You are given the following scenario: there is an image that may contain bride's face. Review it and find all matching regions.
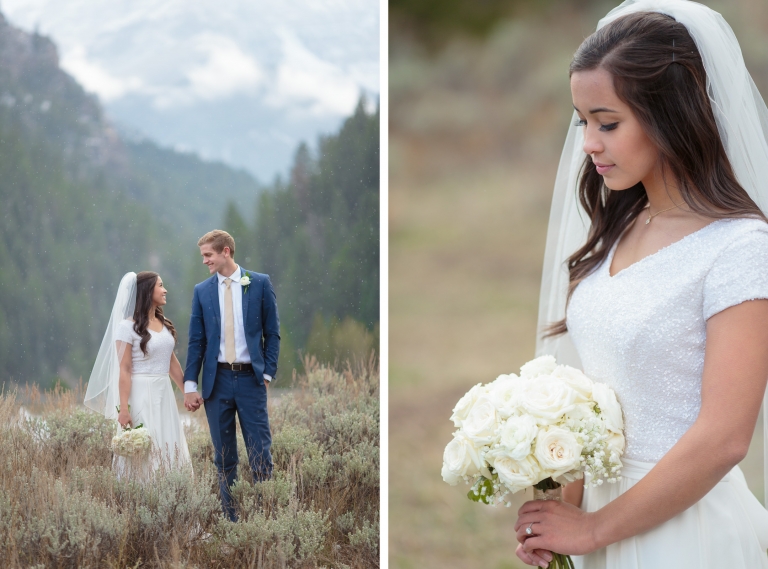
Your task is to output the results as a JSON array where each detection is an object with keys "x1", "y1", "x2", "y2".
[
  {"x1": 152, "y1": 277, "x2": 167, "y2": 307},
  {"x1": 571, "y1": 67, "x2": 660, "y2": 191}
]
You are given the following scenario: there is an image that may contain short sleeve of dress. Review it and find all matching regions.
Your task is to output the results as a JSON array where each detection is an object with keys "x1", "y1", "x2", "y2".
[
  {"x1": 115, "y1": 319, "x2": 136, "y2": 344},
  {"x1": 703, "y1": 227, "x2": 768, "y2": 320}
]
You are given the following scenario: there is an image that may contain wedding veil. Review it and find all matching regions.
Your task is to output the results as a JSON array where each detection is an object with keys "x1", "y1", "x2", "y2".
[
  {"x1": 84, "y1": 272, "x2": 137, "y2": 419},
  {"x1": 535, "y1": 0, "x2": 768, "y2": 503}
]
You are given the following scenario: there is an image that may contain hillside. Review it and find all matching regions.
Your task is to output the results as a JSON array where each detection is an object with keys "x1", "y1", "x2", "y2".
[
  {"x1": 0, "y1": 10, "x2": 379, "y2": 386},
  {"x1": 223, "y1": 99, "x2": 380, "y2": 374},
  {"x1": 0, "y1": 12, "x2": 261, "y2": 384}
]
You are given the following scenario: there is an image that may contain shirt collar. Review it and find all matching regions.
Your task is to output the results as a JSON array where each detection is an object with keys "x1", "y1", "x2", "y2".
[{"x1": 217, "y1": 264, "x2": 241, "y2": 285}]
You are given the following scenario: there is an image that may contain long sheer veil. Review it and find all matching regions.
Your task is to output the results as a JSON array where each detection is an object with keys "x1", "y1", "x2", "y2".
[
  {"x1": 84, "y1": 272, "x2": 137, "y2": 419},
  {"x1": 534, "y1": 0, "x2": 768, "y2": 504}
]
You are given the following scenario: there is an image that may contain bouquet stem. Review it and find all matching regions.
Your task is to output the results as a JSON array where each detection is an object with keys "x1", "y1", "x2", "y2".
[{"x1": 532, "y1": 478, "x2": 574, "y2": 569}]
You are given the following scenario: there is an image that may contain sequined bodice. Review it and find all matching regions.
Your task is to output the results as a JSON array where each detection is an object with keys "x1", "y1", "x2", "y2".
[
  {"x1": 567, "y1": 218, "x2": 768, "y2": 461},
  {"x1": 116, "y1": 319, "x2": 175, "y2": 375}
]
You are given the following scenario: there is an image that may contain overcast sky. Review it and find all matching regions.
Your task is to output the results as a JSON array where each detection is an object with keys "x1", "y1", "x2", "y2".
[{"x1": 1, "y1": 0, "x2": 380, "y2": 181}]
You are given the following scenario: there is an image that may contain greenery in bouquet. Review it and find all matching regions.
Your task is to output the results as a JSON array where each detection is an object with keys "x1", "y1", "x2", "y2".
[{"x1": 442, "y1": 355, "x2": 625, "y2": 506}]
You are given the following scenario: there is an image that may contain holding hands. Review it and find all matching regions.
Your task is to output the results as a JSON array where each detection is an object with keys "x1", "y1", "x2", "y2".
[{"x1": 184, "y1": 392, "x2": 203, "y2": 412}]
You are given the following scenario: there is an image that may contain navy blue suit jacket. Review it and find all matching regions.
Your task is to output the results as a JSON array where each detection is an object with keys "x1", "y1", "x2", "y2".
[{"x1": 184, "y1": 268, "x2": 280, "y2": 399}]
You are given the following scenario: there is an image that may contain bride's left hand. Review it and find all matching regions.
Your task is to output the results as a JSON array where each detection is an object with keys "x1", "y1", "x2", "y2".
[{"x1": 514, "y1": 499, "x2": 599, "y2": 556}]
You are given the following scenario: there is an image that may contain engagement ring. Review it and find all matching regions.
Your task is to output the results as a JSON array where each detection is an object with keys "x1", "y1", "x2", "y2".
[{"x1": 526, "y1": 523, "x2": 534, "y2": 536}]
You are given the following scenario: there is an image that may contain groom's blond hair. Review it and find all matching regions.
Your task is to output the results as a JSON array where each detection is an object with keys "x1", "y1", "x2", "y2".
[{"x1": 198, "y1": 230, "x2": 236, "y2": 257}]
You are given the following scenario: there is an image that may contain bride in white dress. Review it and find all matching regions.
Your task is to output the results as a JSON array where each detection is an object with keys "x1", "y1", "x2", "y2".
[
  {"x1": 85, "y1": 271, "x2": 191, "y2": 479},
  {"x1": 514, "y1": 1, "x2": 768, "y2": 567}
]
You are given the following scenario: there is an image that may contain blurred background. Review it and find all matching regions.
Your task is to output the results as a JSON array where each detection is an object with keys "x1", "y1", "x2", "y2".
[
  {"x1": 0, "y1": 0, "x2": 380, "y2": 389},
  {"x1": 388, "y1": 0, "x2": 768, "y2": 567}
]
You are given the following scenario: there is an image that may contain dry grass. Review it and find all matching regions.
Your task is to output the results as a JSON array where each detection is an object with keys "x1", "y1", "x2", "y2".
[
  {"x1": 0, "y1": 358, "x2": 379, "y2": 569},
  {"x1": 389, "y1": 2, "x2": 768, "y2": 567}
]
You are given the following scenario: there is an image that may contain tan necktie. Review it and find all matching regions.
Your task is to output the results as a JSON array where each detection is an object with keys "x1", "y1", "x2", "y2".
[{"x1": 224, "y1": 278, "x2": 235, "y2": 364}]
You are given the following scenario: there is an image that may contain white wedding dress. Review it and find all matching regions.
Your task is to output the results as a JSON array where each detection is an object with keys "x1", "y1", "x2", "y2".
[
  {"x1": 113, "y1": 319, "x2": 191, "y2": 480},
  {"x1": 567, "y1": 217, "x2": 768, "y2": 568}
]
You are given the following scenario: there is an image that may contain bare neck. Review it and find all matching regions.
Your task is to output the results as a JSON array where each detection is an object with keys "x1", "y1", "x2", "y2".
[
  {"x1": 641, "y1": 166, "x2": 687, "y2": 214},
  {"x1": 218, "y1": 261, "x2": 239, "y2": 278}
]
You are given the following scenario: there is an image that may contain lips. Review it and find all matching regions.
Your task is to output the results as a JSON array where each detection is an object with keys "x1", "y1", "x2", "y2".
[{"x1": 593, "y1": 161, "x2": 614, "y2": 175}]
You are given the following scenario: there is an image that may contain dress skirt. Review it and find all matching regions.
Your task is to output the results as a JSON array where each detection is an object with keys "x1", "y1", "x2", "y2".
[
  {"x1": 113, "y1": 373, "x2": 192, "y2": 481},
  {"x1": 574, "y1": 458, "x2": 768, "y2": 569}
]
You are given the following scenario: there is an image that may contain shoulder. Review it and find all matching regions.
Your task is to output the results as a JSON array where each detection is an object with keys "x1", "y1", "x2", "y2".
[
  {"x1": 243, "y1": 269, "x2": 269, "y2": 279},
  {"x1": 703, "y1": 217, "x2": 768, "y2": 267},
  {"x1": 193, "y1": 275, "x2": 218, "y2": 291},
  {"x1": 241, "y1": 269, "x2": 270, "y2": 283},
  {"x1": 116, "y1": 319, "x2": 138, "y2": 340},
  {"x1": 703, "y1": 218, "x2": 768, "y2": 319},
  {"x1": 707, "y1": 217, "x2": 768, "y2": 247}
]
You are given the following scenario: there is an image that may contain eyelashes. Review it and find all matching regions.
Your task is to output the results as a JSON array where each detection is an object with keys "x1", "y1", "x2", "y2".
[{"x1": 573, "y1": 118, "x2": 619, "y2": 132}]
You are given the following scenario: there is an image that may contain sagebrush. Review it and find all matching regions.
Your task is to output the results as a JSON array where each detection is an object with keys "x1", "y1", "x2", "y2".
[{"x1": 0, "y1": 358, "x2": 379, "y2": 568}]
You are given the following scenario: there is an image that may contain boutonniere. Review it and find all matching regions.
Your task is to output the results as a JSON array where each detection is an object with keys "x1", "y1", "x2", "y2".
[{"x1": 240, "y1": 273, "x2": 251, "y2": 294}]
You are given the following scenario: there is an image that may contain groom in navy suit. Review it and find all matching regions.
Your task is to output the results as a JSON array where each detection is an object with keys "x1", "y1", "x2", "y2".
[{"x1": 183, "y1": 229, "x2": 280, "y2": 521}]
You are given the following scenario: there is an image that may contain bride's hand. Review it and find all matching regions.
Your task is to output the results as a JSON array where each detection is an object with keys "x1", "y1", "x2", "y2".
[
  {"x1": 515, "y1": 499, "x2": 598, "y2": 556},
  {"x1": 515, "y1": 542, "x2": 553, "y2": 567},
  {"x1": 118, "y1": 408, "x2": 132, "y2": 429}
]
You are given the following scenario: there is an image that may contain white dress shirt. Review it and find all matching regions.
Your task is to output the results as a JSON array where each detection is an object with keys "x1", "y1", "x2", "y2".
[
  {"x1": 215, "y1": 265, "x2": 250, "y2": 364},
  {"x1": 185, "y1": 265, "x2": 271, "y2": 394}
]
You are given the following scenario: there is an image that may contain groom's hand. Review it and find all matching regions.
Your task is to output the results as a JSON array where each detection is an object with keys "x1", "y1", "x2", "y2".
[{"x1": 184, "y1": 392, "x2": 203, "y2": 412}]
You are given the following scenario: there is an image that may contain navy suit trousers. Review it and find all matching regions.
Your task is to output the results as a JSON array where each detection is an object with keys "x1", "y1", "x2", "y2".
[{"x1": 203, "y1": 367, "x2": 272, "y2": 521}]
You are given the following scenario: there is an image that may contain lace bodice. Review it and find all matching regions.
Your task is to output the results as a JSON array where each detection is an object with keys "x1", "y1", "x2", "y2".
[
  {"x1": 567, "y1": 218, "x2": 768, "y2": 461},
  {"x1": 115, "y1": 319, "x2": 175, "y2": 375}
]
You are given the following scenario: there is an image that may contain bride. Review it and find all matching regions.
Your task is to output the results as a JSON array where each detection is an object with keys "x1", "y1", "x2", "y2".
[
  {"x1": 85, "y1": 271, "x2": 191, "y2": 479},
  {"x1": 515, "y1": 1, "x2": 768, "y2": 567}
]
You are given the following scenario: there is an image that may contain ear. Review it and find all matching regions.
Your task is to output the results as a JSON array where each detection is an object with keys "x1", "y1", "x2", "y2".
[{"x1": 223, "y1": 247, "x2": 231, "y2": 258}]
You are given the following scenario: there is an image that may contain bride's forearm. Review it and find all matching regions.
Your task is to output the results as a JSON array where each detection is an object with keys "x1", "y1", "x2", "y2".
[
  {"x1": 118, "y1": 370, "x2": 132, "y2": 408},
  {"x1": 590, "y1": 421, "x2": 746, "y2": 549},
  {"x1": 169, "y1": 353, "x2": 184, "y2": 391}
]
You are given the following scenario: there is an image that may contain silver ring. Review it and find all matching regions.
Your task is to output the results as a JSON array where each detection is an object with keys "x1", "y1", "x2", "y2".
[{"x1": 525, "y1": 522, "x2": 534, "y2": 536}]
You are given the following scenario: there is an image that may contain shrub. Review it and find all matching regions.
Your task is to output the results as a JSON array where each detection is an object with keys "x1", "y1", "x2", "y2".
[{"x1": 0, "y1": 358, "x2": 379, "y2": 568}]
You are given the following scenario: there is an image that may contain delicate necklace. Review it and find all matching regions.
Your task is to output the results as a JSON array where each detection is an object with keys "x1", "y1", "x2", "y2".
[{"x1": 645, "y1": 203, "x2": 680, "y2": 225}]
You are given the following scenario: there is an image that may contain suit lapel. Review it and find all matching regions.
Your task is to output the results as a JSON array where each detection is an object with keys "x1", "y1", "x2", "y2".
[
  {"x1": 208, "y1": 275, "x2": 221, "y2": 328},
  {"x1": 241, "y1": 268, "x2": 250, "y2": 327}
]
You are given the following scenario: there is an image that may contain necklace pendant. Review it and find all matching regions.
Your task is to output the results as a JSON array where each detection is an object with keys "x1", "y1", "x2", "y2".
[{"x1": 645, "y1": 217, "x2": 651, "y2": 225}]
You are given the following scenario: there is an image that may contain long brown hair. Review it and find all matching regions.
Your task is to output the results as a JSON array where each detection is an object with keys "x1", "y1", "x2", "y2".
[
  {"x1": 133, "y1": 271, "x2": 177, "y2": 355},
  {"x1": 548, "y1": 11, "x2": 765, "y2": 337}
]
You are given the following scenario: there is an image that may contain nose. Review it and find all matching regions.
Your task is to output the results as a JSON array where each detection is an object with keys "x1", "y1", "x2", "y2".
[{"x1": 582, "y1": 126, "x2": 604, "y2": 156}]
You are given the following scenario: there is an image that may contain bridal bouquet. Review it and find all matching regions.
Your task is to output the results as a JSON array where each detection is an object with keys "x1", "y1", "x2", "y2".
[
  {"x1": 111, "y1": 424, "x2": 152, "y2": 457},
  {"x1": 441, "y1": 356, "x2": 624, "y2": 569}
]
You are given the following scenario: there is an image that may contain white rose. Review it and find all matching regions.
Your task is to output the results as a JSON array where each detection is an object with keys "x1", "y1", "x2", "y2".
[
  {"x1": 488, "y1": 374, "x2": 523, "y2": 418},
  {"x1": 450, "y1": 383, "x2": 488, "y2": 428},
  {"x1": 240, "y1": 275, "x2": 251, "y2": 286},
  {"x1": 520, "y1": 355, "x2": 557, "y2": 379},
  {"x1": 552, "y1": 365, "x2": 593, "y2": 402},
  {"x1": 486, "y1": 452, "x2": 541, "y2": 494},
  {"x1": 462, "y1": 397, "x2": 500, "y2": 446},
  {"x1": 441, "y1": 432, "x2": 483, "y2": 485},
  {"x1": 565, "y1": 402, "x2": 599, "y2": 423},
  {"x1": 521, "y1": 376, "x2": 577, "y2": 424},
  {"x1": 534, "y1": 426, "x2": 583, "y2": 480},
  {"x1": 498, "y1": 415, "x2": 539, "y2": 461},
  {"x1": 606, "y1": 431, "x2": 625, "y2": 458},
  {"x1": 592, "y1": 382, "x2": 624, "y2": 433}
]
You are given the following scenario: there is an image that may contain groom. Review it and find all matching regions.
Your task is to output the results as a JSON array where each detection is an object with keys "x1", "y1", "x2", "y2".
[{"x1": 183, "y1": 229, "x2": 280, "y2": 521}]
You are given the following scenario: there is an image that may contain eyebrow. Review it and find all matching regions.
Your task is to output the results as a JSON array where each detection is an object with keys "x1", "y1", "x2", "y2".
[{"x1": 573, "y1": 104, "x2": 619, "y2": 114}]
